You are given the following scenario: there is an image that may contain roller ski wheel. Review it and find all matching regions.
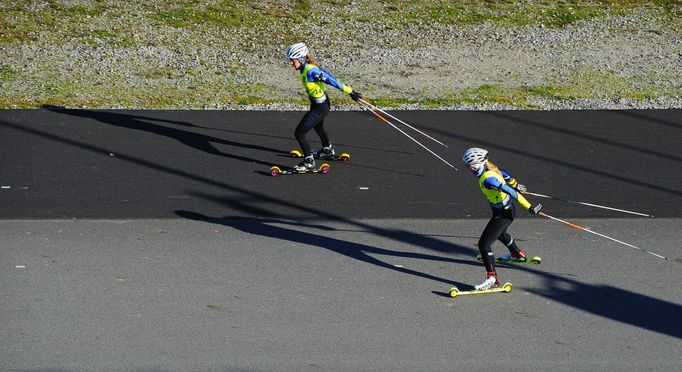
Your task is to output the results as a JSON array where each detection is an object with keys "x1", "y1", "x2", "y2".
[
  {"x1": 449, "y1": 282, "x2": 513, "y2": 298},
  {"x1": 289, "y1": 149, "x2": 350, "y2": 162},
  {"x1": 270, "y1": 163, "x2": 330, "y2": 176},
  {"x1": 319, "y1": 163, "x2": 330, "y2": 173},
  {"x1": 476, "y1": 254, "x2": 542, "y2": 265}
]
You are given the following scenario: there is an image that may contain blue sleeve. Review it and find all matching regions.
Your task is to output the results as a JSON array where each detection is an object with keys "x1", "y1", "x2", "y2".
[
  {"x1": 307, "y1": 66, "x2": 347, "y2": 92},
  {"x1": 500, "y1": 183, "x2": 520, "y2": 200},
  {"x1": 482, "y1": 176, "x2": 502, "y2": 190},
  {"x1": 482, "y1": 176, "x2": 520, "y2": 200},
  {"x1": 499, "y1": 167, "x2": 523, "y2": 189},
  {"x1": 499, "y1": 168, "x2": 513, "y2": 182}
]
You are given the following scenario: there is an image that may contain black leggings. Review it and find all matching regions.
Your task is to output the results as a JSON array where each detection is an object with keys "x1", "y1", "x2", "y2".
[
  {"x1": 295, "y1": 99, "x2": 331, "y2": 157},
  {"x1": 478, "y1": 203, "x2": 522, "y2": 273}
]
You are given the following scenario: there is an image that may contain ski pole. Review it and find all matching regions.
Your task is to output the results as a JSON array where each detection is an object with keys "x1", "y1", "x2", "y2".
[
  {"x1": 363, "y1": 105, "x2": 458, "y2": 170},
  {"x1": 358, "y1": 98, "x2": 448, "y2": 148},
  {"x1": 526, "y1": 191, "x2": 654, "y2": 218},
  {"x1": 538, "y1": 211, "x2": 667, "y2": 260}
]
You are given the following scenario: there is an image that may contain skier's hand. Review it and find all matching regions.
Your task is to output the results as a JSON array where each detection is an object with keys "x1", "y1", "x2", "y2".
[
  {"x1": 350, "y1": 90, "x2": 362, "y2": 101},
  {"x1": 528, "y1": 203, "x2": 542, "y2": 214},
  {"x1": 508, "y1": 178, "x2": 524, "y2": 192}
]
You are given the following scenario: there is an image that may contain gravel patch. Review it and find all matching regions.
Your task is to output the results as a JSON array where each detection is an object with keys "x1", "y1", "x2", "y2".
[{"x1": 1, "y1": 2, "x2": 680, "y2": 110}]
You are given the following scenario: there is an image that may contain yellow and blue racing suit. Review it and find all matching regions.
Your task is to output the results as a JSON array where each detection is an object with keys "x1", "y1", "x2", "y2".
[
  {"x1": 295, "y1": 63, "x2": 354, "y2": 157},
  {"x1": 300, "y1": 63, "x2": 354, "y2": 103},
  {"x1": 476, "y1": 165, "x2": 530, "y2": 274},
  {"x1": 479, "y1": 167, "x2": 531, "y2": 211}
]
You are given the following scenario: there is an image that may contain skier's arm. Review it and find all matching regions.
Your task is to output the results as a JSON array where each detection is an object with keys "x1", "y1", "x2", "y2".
[
  {"x1": 499, "y1": 168, "x2": 526, "y2": 192},
  {"x1": 308, "y1": 66, "x2": 361, "y2": 100},
  {"x1": 483, "y1": 176, "x2": 532, "y2": 210}
]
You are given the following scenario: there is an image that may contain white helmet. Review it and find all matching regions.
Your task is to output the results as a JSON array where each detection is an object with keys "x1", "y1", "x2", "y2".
[
  {"x1": 462, "y1": 147, "x2": 488, "y2": 165},
  {"x1": 285, "y1": 42, "x2": 308, "y2": 61}
]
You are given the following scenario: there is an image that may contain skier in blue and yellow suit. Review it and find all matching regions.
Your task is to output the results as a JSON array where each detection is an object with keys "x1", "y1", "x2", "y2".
[
  {"x1": 462, "y1": 147, "x2": 543, "y2": 290},
  {"x1": 285, "y1": 42, "x2": 362, "y2": 172}
]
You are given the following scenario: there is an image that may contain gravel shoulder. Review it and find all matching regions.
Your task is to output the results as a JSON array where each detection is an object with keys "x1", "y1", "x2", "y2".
[{"x1": 1, "y1": 1, "x2": 680, "y2": 110}]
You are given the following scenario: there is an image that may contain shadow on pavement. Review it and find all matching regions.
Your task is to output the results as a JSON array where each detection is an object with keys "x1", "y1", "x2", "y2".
[
  {"x1": 527, "y1": 271, "x2": 682, "y2": 340},
  {"x1": 4, "y1": 109, "x2": 680, "y2": 339},
  {"x1": 43, "y1": 106, "x2": 285, "y2": 167},
  {"x1": 175, "y1": 187, "x2": 682, "y2": 340},
  {"x1": 174, "y1": 211, "x2": 476, "y2": 288}
]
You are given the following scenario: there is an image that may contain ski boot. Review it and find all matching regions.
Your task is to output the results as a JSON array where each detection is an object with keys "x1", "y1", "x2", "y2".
[
  {"x1": 474, "y1": 272, "x2": 500, "y2": 291},
  {"x1": 498, "y1": 250, "x2": 527, "y2": 263},
  {"x1": 313, "y1": 145, "x2": 336, "y2": 160},
  {"x1": 293, "y1": 155, "x2": 316, "y2": 172}
]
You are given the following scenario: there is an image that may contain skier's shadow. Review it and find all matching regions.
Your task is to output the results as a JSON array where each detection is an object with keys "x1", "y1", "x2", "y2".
[
  {"x1": 175, "y1": 210, "x2": 476, "y2": 288},
  {"x1": 43, "y1": 106, "x2": 286, "y2": 167}
]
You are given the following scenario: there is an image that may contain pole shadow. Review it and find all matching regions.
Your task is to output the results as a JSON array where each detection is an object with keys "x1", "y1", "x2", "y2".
[
  {"x1": 419, "y1": 111, "x2": 682, "y2": 196},
  {"x1": 186, "y1": 190, "x2": 477, "y2": 257},
  {"x1": 484, "y1": 110, "x2": 682, "y2": 163},
  {"x1": 175, "y1": 211, "x2": 475, "y2": 288},
  {"x1": 614, "y1": 109, "x2": 682, "y2": 130}
]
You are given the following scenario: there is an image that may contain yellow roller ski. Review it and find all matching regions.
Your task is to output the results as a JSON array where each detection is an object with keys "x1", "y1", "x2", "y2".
[
  {"x1": 449, "y1": 282, "x2": 513, "y2": 298},
  {"x1": 476, "y1": 255, "x2": 542, "y2": 264}
]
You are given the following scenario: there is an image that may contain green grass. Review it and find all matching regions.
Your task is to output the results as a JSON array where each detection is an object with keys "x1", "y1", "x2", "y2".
[
  {"x1": 0, "y1": 65, "x2": 15, "y2": 82},
  {"x1": 357, "y1": 70, "x2": 682, "y2": 109},
  {"x1": 0, "y1": 75, "x2": 292, "y2": 109},
  {"x1": 382, "y1": 0, "x2": 681, "y2": 28},
  {"x1": 2, "y1": 1, "x2": 678, "y2": 44},
  {"x1": 2, "y1": 66, "x2": 680, "y2": 109},
  {"x1": 152, "y1": 2, "x2": 263, "y2": 29},
  {"x1": 149, "y1": 0, "x2": 351, "y2": 29},
  {"x1": 0, "y1": 1, "x2": 109, "y2": 43}
]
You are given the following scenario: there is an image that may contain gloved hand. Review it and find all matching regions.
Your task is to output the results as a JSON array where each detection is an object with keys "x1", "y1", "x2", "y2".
[
  {"x1": 517, "y1": 183, "x2": 527, "y2": 193},
  {"x1": 529, "y1": 203, "x2": 542, "y2": 214},
  {"x1": 350, "y1": 90, "x2": 362, "y2": 101}
]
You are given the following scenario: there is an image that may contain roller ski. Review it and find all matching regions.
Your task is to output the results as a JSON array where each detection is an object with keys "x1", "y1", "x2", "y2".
[
  {"x1": 476, "y1": 252, "x2": 542, "y2": 264},
  {"x1": 449, "y1": 282, "x2": 513, "y2": 298},
  {"x1": 270, "y1": 163, "x2": 330, "y2": 176},
  {"x1": 289, "y1": 149, "x2": 350, "y2": 162},
  {"x1": 271, "y1": 155, "x2": 330, "y2": 176}
]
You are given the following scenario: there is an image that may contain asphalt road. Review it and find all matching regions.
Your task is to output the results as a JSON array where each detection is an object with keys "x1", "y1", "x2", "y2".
[
  {"x1": 1, "y1": 108, "x2": 681, "y2": 219},
  {"x1": 1, "y1": 108, "x2": 681, "y2": 371}
]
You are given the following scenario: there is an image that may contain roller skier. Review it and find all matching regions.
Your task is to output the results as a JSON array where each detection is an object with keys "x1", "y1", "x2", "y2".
[{"x1": 462, "y1": 147, "x2": 542, "y2": 290}]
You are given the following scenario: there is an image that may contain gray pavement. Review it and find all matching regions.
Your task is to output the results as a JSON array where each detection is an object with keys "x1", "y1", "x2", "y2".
[
  {"x1": 1, "y1": 218, "x2": 680, "y2": 371},
  {"x1": 1, "y1": 109, "x2": 681, "y2": 371}
]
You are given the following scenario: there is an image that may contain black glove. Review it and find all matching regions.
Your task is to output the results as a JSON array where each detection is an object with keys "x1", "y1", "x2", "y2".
[
  {"x1": 529, "y1": 203, "x2": 542, "y2": 214},
  {"x1": 350, "y1": 91, "x2": 362, "y2": 101}
]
